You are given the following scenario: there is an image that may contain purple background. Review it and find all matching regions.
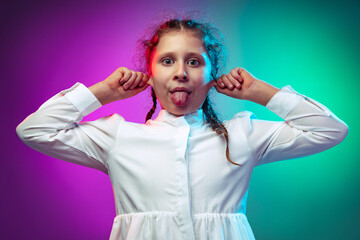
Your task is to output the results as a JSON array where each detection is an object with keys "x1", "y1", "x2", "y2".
[{"x1": 2, "y1": 0, "x2": 359, "y2": 239}]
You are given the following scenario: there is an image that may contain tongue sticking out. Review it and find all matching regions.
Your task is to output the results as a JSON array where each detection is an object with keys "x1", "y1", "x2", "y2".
[{"x1": 170, "y1": 91, "x2": 190, "y2": 106}]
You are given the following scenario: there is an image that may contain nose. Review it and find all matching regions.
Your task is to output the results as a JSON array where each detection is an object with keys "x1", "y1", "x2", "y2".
[{"x1": 173, "y1": 63, "x2": 188, "y2": 81}]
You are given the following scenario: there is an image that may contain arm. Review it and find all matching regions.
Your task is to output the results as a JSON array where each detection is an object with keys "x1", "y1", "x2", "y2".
[
  {"x1": 217, "y1": 68, "x2": 348, "y2": 165},
  {"x1": 256, "y1": 86, "x2": 347, "y2": 165},
  {"x1": 16, "y1": 67, "x2": 149, "y2": 173}
]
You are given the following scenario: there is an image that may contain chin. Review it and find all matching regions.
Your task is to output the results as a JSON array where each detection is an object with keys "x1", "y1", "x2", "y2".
[
  {"x1": 168, "y1": 109, "x2": 187, "y2": 116},
  {"x1": 167, "y1": 105, "x2": 198, "y2": 116}
]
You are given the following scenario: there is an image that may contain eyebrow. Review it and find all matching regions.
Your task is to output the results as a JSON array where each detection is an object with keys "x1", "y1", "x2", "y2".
[{"x1": 157, "y1": 51, "x2": 206, "y2": 59}]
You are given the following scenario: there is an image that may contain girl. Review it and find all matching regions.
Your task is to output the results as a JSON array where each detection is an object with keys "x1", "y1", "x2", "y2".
[{"x1": 16, "y1": 18, "x2": 348, "y2": 240}]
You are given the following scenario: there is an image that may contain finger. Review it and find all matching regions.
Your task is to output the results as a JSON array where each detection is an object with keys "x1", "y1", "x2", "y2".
[
  {"x1": 237, "y1": 67, "x2": 245, "y2": 76},
  {"x1": 129, "y1": 72, "x2": 143, "y2": 89},
  {"x1": 214, "y1": 84, "x2": 220, "y2": 92},
  {"x1": 221, "y1": 74, "x2": 234, "y2": 90},
  {"x1": 114, "y1": 68, "x2": 124, "y2": 81},
  {"x1": 215, "y1": 77, "x2": 226, "y2": 88},
  {"x1": 230, "y1": 68, "x2": 243, "y2": 83},
  {"x1": 119, "y1": 70, "x2": 132, "y2": 85},
  {"x1": 226, "y1": 73, "x2": 242, "y2": 89},
  {"x1": 123, "y1": 72, "x2": 137, "y2": 90},
  {"x1": 214, "y1": 84, "x2": 232, "y2": 95},
  {"x1": 237, "y1": 67, "x2": 252, "y2": 79},
  {"x1": 133, "y1": 81, "x2": 149, "y2": 92},
  {"x1": 214, "y1": 84, "x2": 222, "y2": 93},
  {"x1": 138, "y1": 73, "x2": 149, "y2": 87}
]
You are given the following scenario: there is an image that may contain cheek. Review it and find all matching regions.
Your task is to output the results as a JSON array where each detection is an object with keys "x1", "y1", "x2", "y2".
[
  {"x1": 198, "y1": 71, "x2": 213, "y2": 86},
  {"x1": 150, "y1": 73, "x2": 164, "y2": 89},
  {"x1": 200, "y1": 64, "x2": 213, "y2": 84},
  {"x1": 152, "y1": 79, "x2": 168, "y2": 101}
]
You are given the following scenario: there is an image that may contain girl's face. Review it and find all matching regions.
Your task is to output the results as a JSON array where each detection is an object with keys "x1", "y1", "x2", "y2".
[{"x1": 149, "y1": 30, "x2": 214, "y2": 116}]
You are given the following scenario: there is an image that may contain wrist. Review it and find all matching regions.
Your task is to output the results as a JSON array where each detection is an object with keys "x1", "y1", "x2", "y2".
[
  {"x1": 89, "y1": 81, "x2": 116, "y2": 105},
  {"x1": 246, "y1": 80, "x2": 279, "y2": 106}
]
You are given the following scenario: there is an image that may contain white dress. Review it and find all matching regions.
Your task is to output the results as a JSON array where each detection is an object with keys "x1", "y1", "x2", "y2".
[{"x1": 16, "y1": 83, "x2": 348, "y2": 240}]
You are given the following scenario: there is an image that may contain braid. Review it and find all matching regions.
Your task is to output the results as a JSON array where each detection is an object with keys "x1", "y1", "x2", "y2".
[
  {"x1": 202, "y1": 96, "x2": 241, "y2": 166},
  {"x1": 137, "y1": 18, "x2": 236, "y2": 165},
  {"x1": 145, "y1": 87, "x2": 157, "y2": 122}
]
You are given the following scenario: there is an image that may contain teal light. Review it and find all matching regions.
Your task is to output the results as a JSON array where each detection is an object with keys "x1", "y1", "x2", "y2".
[{"x1": 209, "y1": 0, "x2": 359, "y2": 239}]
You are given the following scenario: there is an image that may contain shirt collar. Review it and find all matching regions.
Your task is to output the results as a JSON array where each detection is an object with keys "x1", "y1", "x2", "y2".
[{"x1": 153, "y1": 108, "x2": 205, "y2": 126}]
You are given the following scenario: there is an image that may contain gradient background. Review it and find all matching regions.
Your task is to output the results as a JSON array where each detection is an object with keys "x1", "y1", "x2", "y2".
[{"x1": 1, "y1": 0, "x2": 359, "y2": 239}]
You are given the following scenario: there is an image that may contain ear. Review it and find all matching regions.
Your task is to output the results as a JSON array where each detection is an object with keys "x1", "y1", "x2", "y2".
[
  {"x1": 206, "y1": 77, "x2": 216, "y2": 87},
  {"x1": 148, "y1": 75, "x2": 154, "y2": 87}
]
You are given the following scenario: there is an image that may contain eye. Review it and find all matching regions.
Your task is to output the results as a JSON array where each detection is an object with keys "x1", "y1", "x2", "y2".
[
  {"x1": 188, "y1": 59, "x2": 200, "y2": 66},
  {"x1": 161, "y1": 58, "x2": 174, "y2": 65}
]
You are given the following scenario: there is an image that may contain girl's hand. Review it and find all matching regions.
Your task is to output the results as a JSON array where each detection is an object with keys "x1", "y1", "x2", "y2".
[
  {"x1": 214, "y1": 67, "x2": 279, "y2": 106},
  {"x1": 89, "y1": 67, "x2": 149, "y2": 105},
  {"x1": 215, "y1": 67, "x2": 254, "y2": 99}
]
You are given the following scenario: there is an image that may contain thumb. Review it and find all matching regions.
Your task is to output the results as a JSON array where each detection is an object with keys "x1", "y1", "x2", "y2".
[
  {"x1": 133, "y1": 83, "x2": 150, "y2": 94},
  {"x1": 238, "y1": 68, "x2": 256, "y2": 80}
]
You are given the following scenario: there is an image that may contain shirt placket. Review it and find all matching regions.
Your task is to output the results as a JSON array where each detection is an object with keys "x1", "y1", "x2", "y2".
[{"x1": 174, "y1": 118, "x2": 195, "y2": 240}]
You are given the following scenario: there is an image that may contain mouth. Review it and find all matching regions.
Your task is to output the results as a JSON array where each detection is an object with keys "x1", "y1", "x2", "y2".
[
  {"x1": 169, "y1": 87, "x2": 191, "y2": 93},
  {"x1": 169, "y1": 87, "x2": 192, "y2": 106}
]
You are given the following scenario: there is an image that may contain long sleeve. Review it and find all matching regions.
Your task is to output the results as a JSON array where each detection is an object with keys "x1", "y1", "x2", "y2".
[
  {"x1": 227, "y1": 86, "x2": 348, "y2": 166},
  {"x1": 16, "y1": 83, "x2": 124, "y2": 174}
]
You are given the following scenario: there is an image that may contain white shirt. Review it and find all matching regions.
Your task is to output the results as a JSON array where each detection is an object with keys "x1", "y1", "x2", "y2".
[{"x1": 16, "y1": 83, "x2": 348, "y2": 240}]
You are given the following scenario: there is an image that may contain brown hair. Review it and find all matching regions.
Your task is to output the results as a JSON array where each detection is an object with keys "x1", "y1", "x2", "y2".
[{"x1": 136, "y1": 17, "x2": 240, "y2": 166}]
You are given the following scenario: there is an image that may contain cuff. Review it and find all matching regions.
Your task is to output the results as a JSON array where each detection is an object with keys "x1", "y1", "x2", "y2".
[
  {"x1": 265, "y1": 85, "x2": 304, "y2": 119},
  {"x1": 63, "y1": 82, "x2": 102, "y2": 116}
]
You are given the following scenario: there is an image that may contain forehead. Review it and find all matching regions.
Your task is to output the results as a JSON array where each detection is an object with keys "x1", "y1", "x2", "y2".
[{"x1": 155, "y1": 31, "x2": 207, "y2": 55}]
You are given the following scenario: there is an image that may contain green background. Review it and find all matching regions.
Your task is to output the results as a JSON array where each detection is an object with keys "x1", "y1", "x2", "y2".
[{"x1": 209, "y1": 0, "x2": 359, "y2": 239}]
